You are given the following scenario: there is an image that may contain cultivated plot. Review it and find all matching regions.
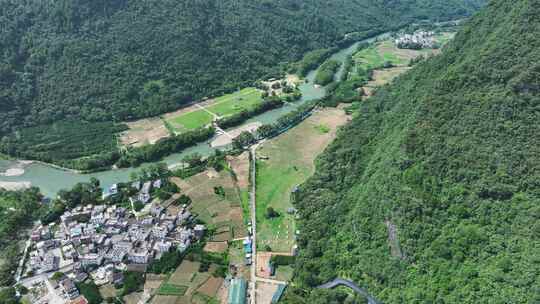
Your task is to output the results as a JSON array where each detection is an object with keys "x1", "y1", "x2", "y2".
[{"x1": 178, "y1": 168, "x2": 247, "y2": 240}]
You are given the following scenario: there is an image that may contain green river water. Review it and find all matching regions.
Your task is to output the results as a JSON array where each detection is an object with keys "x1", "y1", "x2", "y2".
[{"x1": 0, "y1": 34, "x2": 388, "y2": 197}]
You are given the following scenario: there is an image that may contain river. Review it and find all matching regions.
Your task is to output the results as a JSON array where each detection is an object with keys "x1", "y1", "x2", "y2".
[{"x1": 0, "y1": 33, "x2": 389, "y2": 197}]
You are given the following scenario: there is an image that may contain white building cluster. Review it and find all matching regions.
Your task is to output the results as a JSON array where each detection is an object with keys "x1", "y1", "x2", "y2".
[
  {"x1": 24, "y1": 180, "x2": 205, "y2": 301},
  {"x1": 395, "y1": 31, "x2": 436, "y2": 49}
]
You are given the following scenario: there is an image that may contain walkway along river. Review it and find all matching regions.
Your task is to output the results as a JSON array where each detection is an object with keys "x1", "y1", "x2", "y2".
[{"x1": 0, "y1": 33, "x2": 390, "y2": 197}]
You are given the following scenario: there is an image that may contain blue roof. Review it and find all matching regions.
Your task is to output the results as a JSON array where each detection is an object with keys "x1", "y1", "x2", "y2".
[
  {"x1": 228, "y1": 278, "x2": 247, "y2": 304},
  {"x1": 271, "y1": 284, "x2": 287, "y2": 303}
]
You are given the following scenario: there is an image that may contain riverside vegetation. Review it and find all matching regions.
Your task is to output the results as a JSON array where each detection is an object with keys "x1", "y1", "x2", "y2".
[
  {"x1": 0, "y1": 0, "x2": 484, "y2": 169},
  {"x1": 282, "y1": 0, "x2": 540, "y2": 303}
]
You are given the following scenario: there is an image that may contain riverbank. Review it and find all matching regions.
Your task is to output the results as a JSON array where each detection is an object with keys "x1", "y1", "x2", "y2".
[
  {"x1": 0, "y1": 30, "x2": 392, "y2": 197},
  {"x1": 0, "y1": 160, "x2": 33, "y2": 177},
  {"x1": 0, "y1": 181, "x2": 31, "y2": 191}
]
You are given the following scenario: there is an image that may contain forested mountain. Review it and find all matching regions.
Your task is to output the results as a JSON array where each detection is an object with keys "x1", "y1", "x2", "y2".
[
  {"x1": 283, "y1": 0, "x2": 540, "y2": 303},
  {"x1": 0, "y1": 0, "x2": 484, "y2": 164}
]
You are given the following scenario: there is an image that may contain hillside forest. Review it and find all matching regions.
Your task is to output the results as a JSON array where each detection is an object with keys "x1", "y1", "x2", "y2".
[
  {"x1": 282, "y1": 0, "x2": 540, "y2": 303},
  {"x1": 0, "y1": 0, "x2": 484, "y2": 168}
]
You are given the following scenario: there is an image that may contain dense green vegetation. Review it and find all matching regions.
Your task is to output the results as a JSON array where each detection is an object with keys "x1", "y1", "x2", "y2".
[
  {"x1": 256, "y1": 101, "x2": 318, "y2": 140},
  {"x1": 293, "y1": 48, "x2": 338, "y2": 77},
  {"x1": 116, "y1": 127, "x2": 215, "y2": 168},
  {"x1": 0, "y1": 0, "x2": 484, "y2": 165},
  {"x1": 283, "y1": 0, "x2": 540, "y2": 303},
  {"x1": 76, "y1": 281, "x2": 103, "y2": 304},
  {"x1": 0, "y1": 189, "x2": 42, "y2": 286},
  {"x1": 216, "y1": 97, "x2": 284, "y2": 129},
  {"x1": 2, "y1": 121, "x2": 127, "y2": 168},
  {"x1": 314, "y1": 60, "x2": 342, "y2": 86}
]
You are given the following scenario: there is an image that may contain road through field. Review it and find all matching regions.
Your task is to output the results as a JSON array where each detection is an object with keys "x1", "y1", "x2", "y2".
[{"x1": 249, "y1": 144, "x2": 259, "y2": 304}]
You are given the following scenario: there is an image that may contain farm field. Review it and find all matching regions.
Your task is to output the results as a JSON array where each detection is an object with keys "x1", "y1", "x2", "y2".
[
  {"x1": 171, "y1": 167, "x2": 247, "y2": 241},
  {"x1": 351, "y1": 35, "x2": 452, "y2": 98},
  {"x1": 353, "y1": 33, "x2": 453, "y2": 74},
  {"x1": 353, "y1": 43, "x2": 405, "y2": 71},
  {"x1": 120, "y1": 117, "x2": 170, "y2": 147},
  {"x1": 255, "y1": 107, "x2": 349, "y2": 252},
  {"x1": 158, "y1": 283, "x2": 188, "y2": 296},
  {"x1": 155, "y1": 260, "x2": 223, "y2": 304},
  {"x1": 205, "y1": 87, "x2": 263, "y2": 116}
]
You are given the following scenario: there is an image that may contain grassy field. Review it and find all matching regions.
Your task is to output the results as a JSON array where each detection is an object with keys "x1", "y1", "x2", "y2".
[
  {"x1": 275, "y1": 265, "x2": 294, "y2": 281},
  {"x1": 157, "y1": 283, "x2": 188, "y2": 296},
  {"x1": 163, "y1": 87, "x2": 262, "y2": 134},
  {"x1": 434, "y1": 32, "x2": 455, "y2": 45},
  {"x1": 353, "y1": 43, "x2": 406, "y2": 71},
  {"x1": 255, "y1": 108, "x2": 349, "y2": 252},
  {"x1": 165, "y1": 110, "x2": 214, "y2": 133},
  {"x1": 206, "y1": 88, "x2": 263, "y2": 116}
]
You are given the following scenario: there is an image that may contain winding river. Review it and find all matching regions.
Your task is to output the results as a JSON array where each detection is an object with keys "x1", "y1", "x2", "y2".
[{"x1": 0, "y1": 33, "x2": 389, "y2": 197}]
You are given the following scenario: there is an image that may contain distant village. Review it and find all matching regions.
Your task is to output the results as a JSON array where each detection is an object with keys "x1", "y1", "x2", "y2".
[
  {"x1": 395, "y1": 30, "x2": 436, "y2": 49},
  {"x1": 21, "y1": 179, "x2": 207, "y2": 303}
]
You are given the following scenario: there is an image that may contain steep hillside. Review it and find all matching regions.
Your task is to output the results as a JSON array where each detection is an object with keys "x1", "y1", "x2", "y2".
[
  {"x1": 284, "y1": 0, "x2": 540, "y2": 303},
  {"x1": 0, "y1": 0, "x2": 484, "y2": 165}
]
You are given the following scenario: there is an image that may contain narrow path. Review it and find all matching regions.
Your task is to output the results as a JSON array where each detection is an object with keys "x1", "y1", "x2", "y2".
[
  {"x1": 317, "y1": 278, "x2": 381, "y2": 304},
  {"x1": 195, "y1": 103, "x2": 221, "y2": 119}
]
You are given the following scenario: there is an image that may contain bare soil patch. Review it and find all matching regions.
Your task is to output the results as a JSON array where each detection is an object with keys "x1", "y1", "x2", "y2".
[
  {"x1": 385, "y1": 220, "x2": 405, "y2": 260},
  {"x1": 120, "y1": 117, "x2": 170, "y2": 147},
  {"x1": 368, "y1": 67, "x2": 411, "y2": 87},
  {"x1": 203, "y1": 242, "x2": 228, "y2": 253},
  {"x1": 161, "y1": 100, "x2": 214, "y2": 121},
  {"x1": 362, "y1": 67, "x2": 411, "y2": 97},
  {"x1": 99, "y1": 284, "x2": 118, "y2": 299},
  {"x1": 150, "y1": 295, "x2": 178, "y2": 304},
  {"x1": 377, "y1": 40, "x2": 439, "y2": 62},
  {"x1": 256, "y1": 282, "x2": 279, "y2": 304},
  {"x1": 216, "y1": 282, "x2": 228, "y2": 304},
  {"x1": 169, "y1": 261, "x2": 200, "y2": 285},
  {"x1": 145, "y1": 274, "x2": 166, "y2": 291},
  {"x1": 256, "y1": 252, "x2": 273, "y2": 278},
  {"x1": 227, "y1": 152, "x2": 250, "y2": 190},
  {"x1": 123, "y1": 292, "x2": 142, "y2": 304},
  {"x1": 196, "y1": 276, "x2": 223, "y2": 297},
  {"x1": 0, "y1": 181, "x2": 31, "y2": 191}
]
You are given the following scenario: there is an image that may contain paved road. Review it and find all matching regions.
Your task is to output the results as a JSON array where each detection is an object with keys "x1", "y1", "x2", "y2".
[
  {"x1": 19, "y1": 262, "x2": 75, "y2": 286},
  {"x1": 249, "y1": 144, "x2": 259, "y2": 304},
  {"x1": 256, "y1": 277, "x2": 287, "y2": 285},
  {"x1": 318, "y1": 279, "x2": 381, "y2": 304}
]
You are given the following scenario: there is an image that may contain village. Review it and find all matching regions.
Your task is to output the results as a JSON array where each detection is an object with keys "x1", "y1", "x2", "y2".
[
  {"x1": 19, "y1": 178, "x2": 213, "y2": 303},
  {"x1": 394, "y1": 30, "x2": 437, "y2": 49}
]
